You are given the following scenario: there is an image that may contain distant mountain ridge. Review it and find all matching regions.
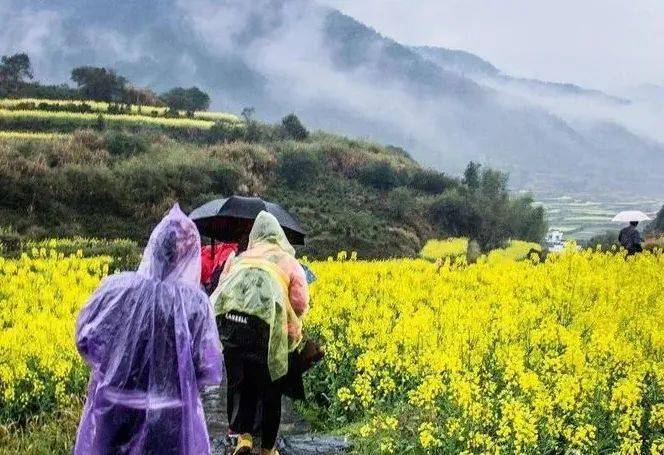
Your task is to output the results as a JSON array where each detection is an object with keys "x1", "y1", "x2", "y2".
[
  {"x1": 1, "y1": 0, "x2": 662, "y2": 195},
  {"x1": 412, "y1": 46, "x2": 500, "y2": 77},
  {"x1": 411, "y1": 45, "x2": 628, "y2": 104}
]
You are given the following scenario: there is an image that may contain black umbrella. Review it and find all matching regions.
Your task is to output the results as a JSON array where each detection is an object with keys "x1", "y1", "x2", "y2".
[{"x1": 189, "y1": 196, "x2": 306, "y2": 245}]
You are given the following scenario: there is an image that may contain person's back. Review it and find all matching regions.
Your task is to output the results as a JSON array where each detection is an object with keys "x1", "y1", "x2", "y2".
[
  {"x1": 74, "y1": 205, "x2": 222, "y2": 455},
  {"x1": 211, "y1": 211, "x2": 309, "y2": 455},
  {"x1": 618, "y1": 222, "x2": 643, "y2": 255}
]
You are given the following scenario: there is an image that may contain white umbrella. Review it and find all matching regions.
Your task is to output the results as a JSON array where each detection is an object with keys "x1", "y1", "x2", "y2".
[{"x1": 611, "y1": 210, "x2": 651, "y2": 222}]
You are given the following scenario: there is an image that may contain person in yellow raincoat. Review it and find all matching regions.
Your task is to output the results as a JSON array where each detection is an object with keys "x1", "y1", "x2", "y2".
[{"x1": 211, "y1": 211, "x2": 309, "y2": 455}]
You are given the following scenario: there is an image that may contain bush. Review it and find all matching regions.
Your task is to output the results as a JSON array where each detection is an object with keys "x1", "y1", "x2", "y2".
[
  {"x1": 2, "y1": 81, "x2": 80, "y2": 100},
  {"x1": 277, "y1": 149, "x2": 322, "y2": 188},
  {"x1": 104, "y1": 130, "x2": 149, "y2": 156},
  {"x1": 385, "y1": 144, "x2": 411, "y2": 159},
  {"x1": 428, "y1": 189, "x2": 480, "y2": 238},
  {"x1": 159, "y1": 86, "x2": 210, "y2": 113},
  {"x1": 206, "y1": 121, "x2": 245, "y2": 144},
  {"x1": 407, "y1": 168, "x2": 457, "y2": 194},
  {"x1": 0, "y1": 403, "x2": 82, "y2": 455},
  {"x1": 386, "y1": 187, "x2": 417, "y2": 221},
  {"x1": 208, "y1": 163, "x2": 243, "y2": 196},
  {"x1": 281, "y1": 113, "x2": 309, "y2": 140},
  {"x1": 356, "y1": 161, "x2": 405, "y2": 191}
]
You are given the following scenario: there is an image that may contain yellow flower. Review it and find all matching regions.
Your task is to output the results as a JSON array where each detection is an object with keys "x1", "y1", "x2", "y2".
[
  {"x1": 418, "y1": 422, "x2": 441, "y2": 450},
  {"x1": 0, "y1": 251, "x2": 109, "y2": 423}
]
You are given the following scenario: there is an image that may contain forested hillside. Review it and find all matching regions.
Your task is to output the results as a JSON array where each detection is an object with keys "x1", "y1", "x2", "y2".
[{"x1": 0, "y1": 128, "x2": 546, "y2": 258}]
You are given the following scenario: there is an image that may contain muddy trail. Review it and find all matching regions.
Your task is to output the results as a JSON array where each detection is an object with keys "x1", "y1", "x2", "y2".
[{"x1": 203, "y1": 385, "x2": 350, "y2": 455}]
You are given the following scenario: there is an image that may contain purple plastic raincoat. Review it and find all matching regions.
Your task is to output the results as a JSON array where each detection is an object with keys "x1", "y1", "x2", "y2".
[{"x1": 74, "y1": 204, "x2": 223, "y2": 455}]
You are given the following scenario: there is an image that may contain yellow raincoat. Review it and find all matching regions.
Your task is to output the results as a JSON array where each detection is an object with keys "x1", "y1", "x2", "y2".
[{"x1": 211, "y1": 211, "x2": 308, "y2": 381}]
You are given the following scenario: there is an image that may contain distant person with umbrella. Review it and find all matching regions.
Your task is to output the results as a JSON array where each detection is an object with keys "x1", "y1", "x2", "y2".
[
  {"x1": 614, "y1": 210, "x2": 650, "y2": 255},
  {"x1": 210, "y1": 211, "x2": 309, "y2": 455}
]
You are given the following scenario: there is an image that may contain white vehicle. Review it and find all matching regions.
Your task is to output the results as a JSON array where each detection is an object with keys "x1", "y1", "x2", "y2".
[{"x1": 545, "y1": 229, "x2": 565, "y2": 252}]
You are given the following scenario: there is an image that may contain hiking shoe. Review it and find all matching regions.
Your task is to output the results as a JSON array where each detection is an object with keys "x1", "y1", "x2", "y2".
[{"x1": 232, "y1": 433, "x2": 253, "y2": 455}]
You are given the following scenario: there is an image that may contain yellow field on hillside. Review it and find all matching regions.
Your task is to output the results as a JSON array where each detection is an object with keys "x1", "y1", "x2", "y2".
[{"x1": 0, "y1": 98, "x2": 241, "y2": 123}]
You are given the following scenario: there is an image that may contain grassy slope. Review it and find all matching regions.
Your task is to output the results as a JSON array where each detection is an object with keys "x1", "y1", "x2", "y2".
[{"x1": 0, "y1": 130, "x2": 435, "y2": 258}]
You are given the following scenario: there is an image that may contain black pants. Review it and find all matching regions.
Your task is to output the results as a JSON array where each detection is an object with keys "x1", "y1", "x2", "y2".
[{"x1": 218, "y1": 313, "x2": 282, "y2": 450}]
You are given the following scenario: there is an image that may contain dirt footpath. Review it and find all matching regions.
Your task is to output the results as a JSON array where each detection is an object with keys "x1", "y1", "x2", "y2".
[{"x1": 203, "y1": 385, "x2": 349, "y2": 455}]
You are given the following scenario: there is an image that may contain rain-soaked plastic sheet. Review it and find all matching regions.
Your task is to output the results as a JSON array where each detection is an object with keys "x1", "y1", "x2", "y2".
[{"x1": 74, "y1": 204, "x2": 223, "y2": 454}]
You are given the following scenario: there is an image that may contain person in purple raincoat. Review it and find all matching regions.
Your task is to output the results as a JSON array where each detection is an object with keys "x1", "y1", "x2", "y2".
[{"x1": 74, "y1": 204, "x2": 223, "y2": 455}]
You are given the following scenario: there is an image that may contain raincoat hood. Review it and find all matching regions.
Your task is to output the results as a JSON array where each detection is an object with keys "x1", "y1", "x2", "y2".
[
  {"x1": 248, "y1": 211, "x2": 296, "y2": 256},
  {"x1": 138, "y1": 203, "x2": 201, "y2": 284}
]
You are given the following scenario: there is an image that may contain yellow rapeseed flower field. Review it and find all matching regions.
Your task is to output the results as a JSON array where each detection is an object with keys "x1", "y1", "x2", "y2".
[
  {"x1": 2, "y1": 241, "x2": 663, "y2": 454},
  {"x1": 0, "y1": 131, "x2": 69, "y2": 140},
  {"x1": 0, "y1": 109, "x2": 215, "y2": 130},
  {"x1": 306, "y1": 249, "x2": 664, "y2": 454},
  {"x1": 0, "y1": 98, "x2": 241, "y2": 123},
  {"x1": 420, "y1": 237, "x2": 469, "y2": 261},
  {"x1": 420, "y1": 238, "x2": 541, "y2": 262},
  {"x1": 0, "y1": 250, "x2": 109, "y2": 423}
]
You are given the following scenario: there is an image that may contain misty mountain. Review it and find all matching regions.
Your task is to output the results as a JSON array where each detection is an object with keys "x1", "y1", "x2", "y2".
[
  {"x1": 412, "y1": 46, "x2": 500, "y2": 77},
  {"x1": 1, "y1": 0, "x2": 662, "y2": 195},
  {"x1": 618, "y1": 84, "x2": 664, "y2": 104}
]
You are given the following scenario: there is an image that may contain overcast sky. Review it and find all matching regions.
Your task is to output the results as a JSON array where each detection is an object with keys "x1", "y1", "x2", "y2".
[{"x1": 320, "y1": 0, "x2": 664, "y2": 91}]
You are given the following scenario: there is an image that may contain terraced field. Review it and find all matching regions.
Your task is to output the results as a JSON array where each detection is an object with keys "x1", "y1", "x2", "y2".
[
  {"x1": 0, "y1": 98, "x2": 241, "y2": 123},
  {"x1": 0, "y1": 98, "x2": 241, "y2": 138},
  {"x1": 537, "y1": 194, "x2": 662, "y2": 240}
]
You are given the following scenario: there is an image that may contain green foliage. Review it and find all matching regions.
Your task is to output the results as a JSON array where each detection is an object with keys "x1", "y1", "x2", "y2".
[
  {"x1": 0, "y1": 225, "x2": 21, "y2": 254},
  {"x1": 0, "y1": 53, "x2": 33, "y2": 82},
  {"x1": 70, "y1": 66, "x2": 127, "y2": 102},
  {"x1": 0, "y1": 109, "x2": 214, "y2": 137},
  {"x1": 206, "y1": 121, "x2": 245, "y2": 143},
  {"x1": 428, "y1": 189, "x2": 479, "y2": 238},
  {"x1": 407, "y1": 168, "x2": 457, "y2": 194},
  {"x1": 159, "y1": 86, "x2": 210, "y2": 114},
  {"x1": 0, "y1": 134, "x2": 246, "y2": 243},
  {"x1": 356, "y1": 160, "x2": 406, "y2": 190},
  {"x1": 1, "y1": 82, "x2": 79, "y2": 100},
  {"x1": 5, "y1": 100, "x2": 95, "y2": 114},
  {"x1": 387, "y1": 187, "x2": 417, "y2": 221},
  {"x1": 281, "y1": 113, "x2": 309, "y2": 140},
  {"x1": 277, "y1": 147, "x2": 322, "y2": 188},
  {"x1": 104, "y1": 130, "x2": 149, "y2": 156},
  {"x1": 428, "y1": 166, "x2": 546, "y2": 252},
  {"x1": 463, "y1": 161, "x2": 481, "y2": 190},
  {"x1": 0, "y1": 125, "x2": 546, "y2": 258},
  {"x1": 385, "y1": 144, "x2": 411, "y2": 159},
  {"x1": 0, "y1": 53, "x2": 33, "y2": 96},
  {"x1": 242, "y1": 108, "x2": 261, "y2": 142},
  {"x1": 122, "y1": 85, "x2": 158, "y2": 106}
]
